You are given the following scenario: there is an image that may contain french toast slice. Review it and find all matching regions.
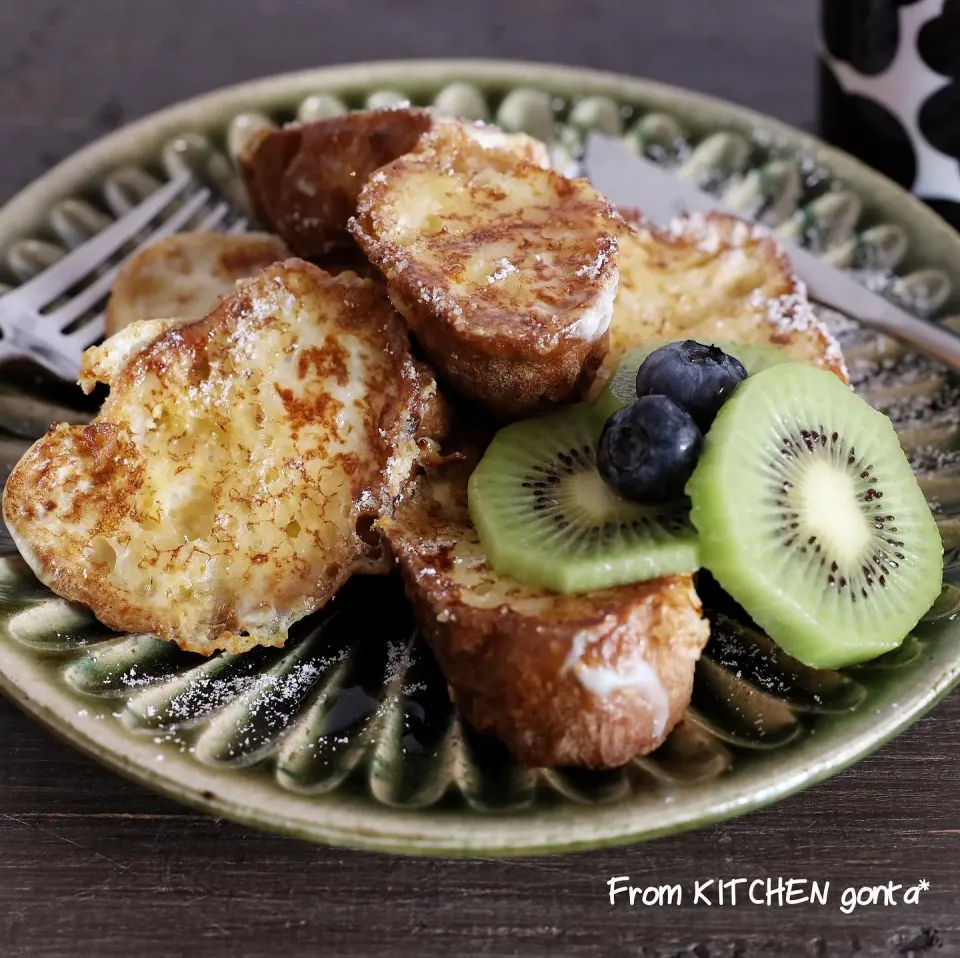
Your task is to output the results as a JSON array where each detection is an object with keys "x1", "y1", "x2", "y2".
[
  {"x1": 351, "y1": 125, "x2": 623, "y2": 418},
  {"x1": 380, "y1": 453, "x2": 710, "y2": 769},
  {"x1": 3, "y1": 260, "x2": 445, "y2": 656},
  {"x1": 240, "y1": 107, "x2": 550, "y2": 258},
  {"x1": 105, "y1": 232, "x2": 290, "y2": 336},
  {"x1": 599, "y1": 211, "x2": 848, "y2": 388}
]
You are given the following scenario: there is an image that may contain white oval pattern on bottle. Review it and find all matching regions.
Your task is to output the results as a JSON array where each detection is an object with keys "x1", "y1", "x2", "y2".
[{"x1": 821, "y1": 0, "x2": 958, "y2": 204}]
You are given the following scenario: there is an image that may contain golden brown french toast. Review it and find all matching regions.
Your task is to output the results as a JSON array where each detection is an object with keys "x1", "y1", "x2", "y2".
[
  {"x1": 241, "y1": 107, "x2": 435, "y2": 258},
  {"x1": 240, "y1": 107, "x2": 550, "y2": 259},
  {"x1": 351, "y1": 124, "x2": 623, "y2": 418},
  {"x1": 600, "y1": 211, "x2": 848, "y2": 386},
  {"x1": 105, "y1": 232, "x2": 290, "y2": 337},
  {"x1": 377, "y1": 212, "x2": 844, "y2": 769},
  {"x1": 3, "y1": 260, "x2": 445, "y2": 656},
  {"x1": 380, "y1": 453, "x2": 710, "y2": 769}
]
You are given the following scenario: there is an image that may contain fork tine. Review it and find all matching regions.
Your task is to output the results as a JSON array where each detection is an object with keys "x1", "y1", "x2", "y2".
[
  {"x1": 12, "y1": 171, "x2": 194, "y2": 310},
  {"x1": 67, "y1": 314, "x2": 106, "y2": 354},
  {"x1": 48, "y1": 189, "x2": 215, "y2": 330},
  {"x1": 68, "y1": 204, "x2": 235, "y2": 351},
  {"x1": 17, "y1": 332, "x2": 89, "y2": 381},
  {"x1": 195, "y1": 202, "x2": 232, "y2": 232},
  {"x1": 227, "y1": 217, "x2": 249, "y2": 235},
  {"x1": 61, "y1": 206, "x2": 236, "y2": 360}
]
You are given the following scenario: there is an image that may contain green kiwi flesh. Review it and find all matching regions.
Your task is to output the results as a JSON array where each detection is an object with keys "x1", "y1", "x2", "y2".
[
  {"x1": 686, "y1": 363, "x2": 943, "y2": 669},
  {"x1": 594, "y1": 340, "x2": 793, "y2": 421},
  {"x1": 468, "y1": 403, "x2": 699, "y2": 593}
]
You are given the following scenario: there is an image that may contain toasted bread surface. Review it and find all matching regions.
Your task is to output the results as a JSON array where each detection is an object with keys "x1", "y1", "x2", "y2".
[
  {"x1": 600, "y1": 212, "x2": 848, "y2": 387},
  {"x1": 433, "y1": 116, "x2": 551, "y2": 169},
  {"x1": 3, "y1": 261, "x2": 445, "y2": 655},
  {"x1": 380, "y1": 455, "x2": 710, "y2": 769},
  {"x1": 351, "y1": 126, "x2": 623, "y2": 418},
  {"x1": 241, "y1": 107, "x2": 435, "y2": 258},
  {"x1": 240, "y1": 108, "x2": 550, "y2": 259},
  {"x1": 105, "y1": 232, "x2": 290, "y2": 336}
]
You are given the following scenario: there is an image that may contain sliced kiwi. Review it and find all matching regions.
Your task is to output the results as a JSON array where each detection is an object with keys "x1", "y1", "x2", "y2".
[
  {"x1": 595, "y1": 341, "x2": 792, "y2": 420},
  {"x1": 468, "y1": 403, "x2": 699, "y2": 593},
  {"x1": 687, "y1": 363, "x2": 943, "y2": 669}
]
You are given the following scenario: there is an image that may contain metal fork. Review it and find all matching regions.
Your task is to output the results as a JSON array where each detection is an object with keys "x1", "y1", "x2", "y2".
[
  {"x1": 584, "y1": 133, "x2": 960, "y2": 375},
  {"x1": 0, "y1": 172, "x2": 240, "y2": 381}
]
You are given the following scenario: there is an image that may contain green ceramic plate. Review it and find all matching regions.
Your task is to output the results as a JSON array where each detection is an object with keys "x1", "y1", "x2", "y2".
[{"x1": 2, "y1": 60, "x2": 960, "y2": 857}]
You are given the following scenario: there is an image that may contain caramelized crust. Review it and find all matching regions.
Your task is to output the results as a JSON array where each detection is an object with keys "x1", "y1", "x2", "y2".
[
  {"x1": 241, "y1": 107, "x2": 435, "y2": 257},
  {"x1": 240, "y1": 108, "x2": 551, "y2": 259},
  {"x1": 599, "y1": 212, "x2": 848, "y2": 388},
  {"x1": 105, "y1": 232, "x2": 290, "y2": 336},
  {"x1": 351, "y1": 126, "x2": 623, "y2": 418},
  {"x1": 381, "y1": 456, "x2": 710, "y2": 769},
  {"x1": 3, "y1": 261, "x2": 445, "y2": 655}
]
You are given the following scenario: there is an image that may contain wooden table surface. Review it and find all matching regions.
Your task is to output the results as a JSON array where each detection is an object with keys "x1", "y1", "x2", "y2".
[{"x1": 1, "y1": 2, "x2": 959, "y2": 956}]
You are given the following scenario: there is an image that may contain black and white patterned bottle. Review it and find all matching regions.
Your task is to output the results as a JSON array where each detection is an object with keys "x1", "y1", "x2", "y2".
[{"x1": 820, "y1": 0, "x2": 960, "y2": 229}]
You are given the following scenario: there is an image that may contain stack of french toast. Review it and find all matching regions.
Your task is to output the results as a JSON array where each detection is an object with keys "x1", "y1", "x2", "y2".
[{"x1": 2, "y1": 105, "x2": 849, "y2": 770}]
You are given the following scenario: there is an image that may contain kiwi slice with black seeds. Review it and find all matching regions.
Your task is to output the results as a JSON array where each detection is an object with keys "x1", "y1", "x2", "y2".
[
  {"x1": 687, "y1": 362, "x2": 943, "y2": 669},
  {"x1": 468, "y1": 403, "x2": 699, "y2": 593},
  {"x1": 595, "y1": 341, "x2": 791, "y2": 421}
]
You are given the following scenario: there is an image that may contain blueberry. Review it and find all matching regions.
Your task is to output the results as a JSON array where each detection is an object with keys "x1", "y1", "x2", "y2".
[
  {"x1": 597, "y1": 395, "x2": 703, "y2": 504},
  {"x1": 635, "y1": 340, "x2": 747, "y2": 431}
]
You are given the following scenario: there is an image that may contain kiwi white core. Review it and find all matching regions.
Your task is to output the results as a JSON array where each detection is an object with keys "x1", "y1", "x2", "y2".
[
  {"x1": 687, "y1": 362, "x2": 944, "y2": 669},
  {"x1": 562, "y1": 470, "x2": 636, "y2": 524},
  {"x1": 467, "y1": 402, "x2": 701, "y2": 594},
  {"x1": 795, "y1": 459, "x2": 871, "y2": 564}
]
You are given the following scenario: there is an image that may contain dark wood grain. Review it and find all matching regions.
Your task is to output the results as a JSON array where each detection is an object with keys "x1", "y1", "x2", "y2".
[{"x1": 2, "y1": 1, "x2": 959, "y2": 955}]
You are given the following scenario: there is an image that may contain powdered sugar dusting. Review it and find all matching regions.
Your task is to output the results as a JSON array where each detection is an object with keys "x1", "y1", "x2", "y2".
[
  {"x1": 416, "y1": 282, "x2": 464, "y2": 317},
  {"x1": 752, "y1": 283, "x2": 850, "y2": 382},
  {"x1": 486, "y1": 258, "x2": 519, "y2": 284},
  {"x1": 668, "y1": 212, "x2": 849, "y2": 381},
  {"x1": 575, "y1": 247, "x2": 611, "y2": 280},
  {"x1": 667, "y1": 210, "x2": 769, "y2": 253}
]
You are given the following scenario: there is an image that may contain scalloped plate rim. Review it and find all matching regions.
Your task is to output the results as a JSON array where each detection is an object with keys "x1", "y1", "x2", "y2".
[
  {"x1": 2, "y1": 58, "x2": 960, "y2": 856},
  {"x1": 2, "y1": 623, "x2": 957, "y2": 856},
  {"x1": 4, "y1": 59, "x2": 960, "y2": 289}
]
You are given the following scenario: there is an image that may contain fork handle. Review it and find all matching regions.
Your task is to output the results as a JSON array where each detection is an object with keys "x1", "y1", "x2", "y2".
[
  {"x1": 779, "y1": 238, "x2": 960, "y2": 374},
  {"x1": 806, "y1": 285, "x2": 960, "y2": 375},
  {"x1": 862, "y1": 297, "x2": 960, "y2": 372}
]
